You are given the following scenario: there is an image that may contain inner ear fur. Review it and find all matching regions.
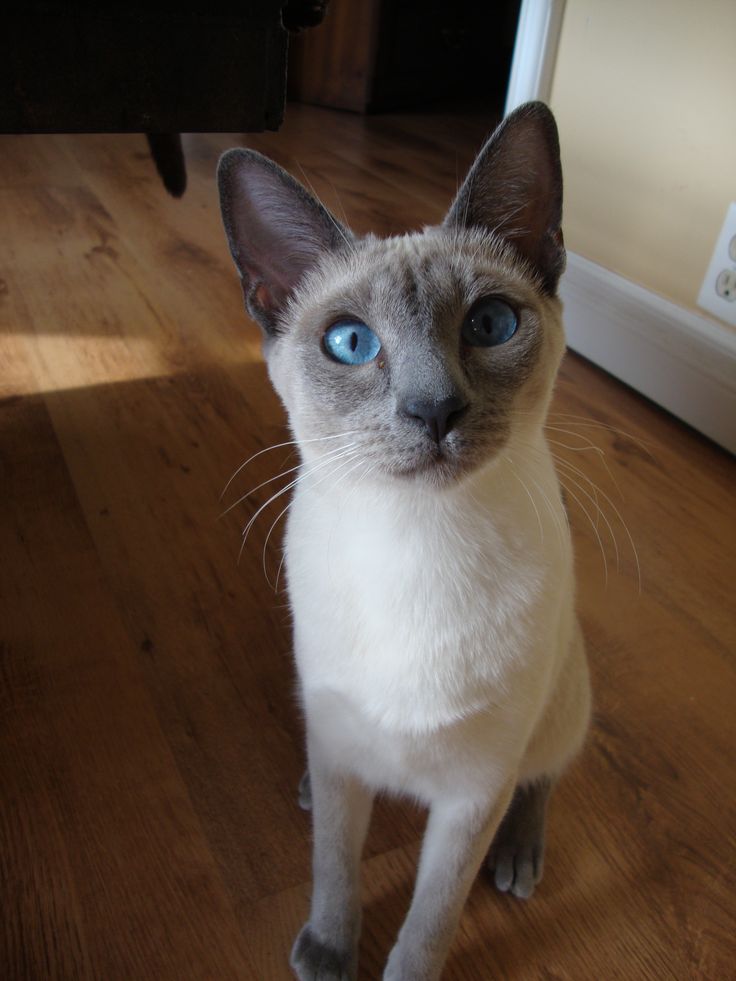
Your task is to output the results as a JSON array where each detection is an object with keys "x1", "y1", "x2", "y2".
[
  {"x1": 217, "y1": 149, "x2": 353, "y2": 334},
  {"x1": 444, "y1": 102, "x2": 565, "y2": 294}
]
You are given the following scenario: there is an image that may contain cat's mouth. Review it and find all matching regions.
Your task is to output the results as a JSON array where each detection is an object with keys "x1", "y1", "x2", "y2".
[
  {"x1": 351, "y1": 417, "x2": 508, "y2": 487},
  {"x1": 391, "y1": 442, "x2": 476, "y2": 485},
  {"x1": 387, "y1": 427, "x2": 507, "y2": 486}
]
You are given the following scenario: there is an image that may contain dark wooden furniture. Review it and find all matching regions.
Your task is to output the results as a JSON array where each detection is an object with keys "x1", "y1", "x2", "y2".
[
  {"x1": 2, "y1": 2, "x2": 325, "y2": 194},
  {"x1": 288, "y1": 0, "x2": 521, "y2": 112}
]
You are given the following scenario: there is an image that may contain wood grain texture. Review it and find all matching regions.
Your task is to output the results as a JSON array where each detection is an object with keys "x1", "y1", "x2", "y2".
[
  {"x1": 288, "y1": 0, "x2": 381, "y2": 111},
  {"x1": 0, "y1": 104, "x2": 734, "y2": 980}
]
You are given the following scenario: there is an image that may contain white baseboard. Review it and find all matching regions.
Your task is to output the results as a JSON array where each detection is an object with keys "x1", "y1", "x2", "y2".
[{"x1": 559, "y1": 252, "x2": 736, "y2": 454}]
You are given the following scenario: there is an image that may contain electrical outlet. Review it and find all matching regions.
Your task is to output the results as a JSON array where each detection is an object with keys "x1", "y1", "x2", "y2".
[{"x1": 697, "y1": 202, "x2": 736, "y2": 327}]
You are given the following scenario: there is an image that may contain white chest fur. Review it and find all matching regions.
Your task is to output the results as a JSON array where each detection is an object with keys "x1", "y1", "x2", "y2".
[{"x1": 285, "y1": 446, "x2": 574, "y2": 749}]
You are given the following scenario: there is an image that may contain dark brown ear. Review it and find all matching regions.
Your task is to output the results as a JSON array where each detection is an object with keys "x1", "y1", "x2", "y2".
[
  {"x1": 217, "y1": 149, "x2": 353, "y2": 335},
  {"x1": 444, "y1": 102, "x2": 565, "y2": 294}
]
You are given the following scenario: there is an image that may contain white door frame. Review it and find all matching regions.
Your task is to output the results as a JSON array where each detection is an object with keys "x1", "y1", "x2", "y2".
[{"x1": 505, "y1": 0, "x2": 566, "y2": 112}]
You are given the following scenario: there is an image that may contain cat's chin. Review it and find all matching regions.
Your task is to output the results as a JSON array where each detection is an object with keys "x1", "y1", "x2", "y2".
[{"x1": 388, "y1": 448, "x2": 490, "y2": 489}]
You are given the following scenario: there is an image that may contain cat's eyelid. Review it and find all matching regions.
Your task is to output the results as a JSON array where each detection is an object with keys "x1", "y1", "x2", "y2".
[
  {"x1": 321, "y1": 317, "x2": 382, "y2": 348},
  {"x1": 465, "y1": 295, "x2": 521, "y2": 318},
  {"x1": 467, "y1": 286, "x2": 524, "y2": 310},
  {"x1": 324, "y1": 315, "x2": 370, "y2": 330}
]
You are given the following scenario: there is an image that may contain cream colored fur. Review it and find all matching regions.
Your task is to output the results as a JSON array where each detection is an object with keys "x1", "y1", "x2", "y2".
[{"x1": 217, "y1": 101, "x2": 592, "y2": 981}]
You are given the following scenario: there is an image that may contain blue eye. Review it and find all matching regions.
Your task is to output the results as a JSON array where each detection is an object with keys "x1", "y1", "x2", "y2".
[
  {"x1": 461, "y1": 298, "x2": 518, "y2": 347},
  {"x1": 323, "y1": 321, "x2": 381, "y2": 365}
]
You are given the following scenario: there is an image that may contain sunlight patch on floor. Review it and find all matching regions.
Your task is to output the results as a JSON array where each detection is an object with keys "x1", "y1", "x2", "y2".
[{"x1": 1, "y1": 330, "x2": 263, "y2": 398}]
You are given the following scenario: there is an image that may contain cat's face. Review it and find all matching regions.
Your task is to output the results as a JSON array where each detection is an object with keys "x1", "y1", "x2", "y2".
[
  {"x1": 218, "y1": 103, "x2": 565, "y2": 487},
  {"x1": 267, "y1": 228, "x2": 564, "y2": 485}
]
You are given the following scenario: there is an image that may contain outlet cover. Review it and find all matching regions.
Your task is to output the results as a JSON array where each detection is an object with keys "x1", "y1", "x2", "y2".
[{"x1": 697, "y1": 202, "x2": 736, "y2": 327}]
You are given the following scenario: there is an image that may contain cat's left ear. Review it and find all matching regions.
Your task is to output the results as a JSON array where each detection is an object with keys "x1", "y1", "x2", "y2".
[
  {"x1": 218, "y1": 149, "x2": 353, "y2": 335},
  {"x1": 444, "y1": 101, "x2": 565, "y2": 294}
]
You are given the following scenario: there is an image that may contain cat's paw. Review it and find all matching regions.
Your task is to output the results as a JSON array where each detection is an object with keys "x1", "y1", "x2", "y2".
[
  {"x1": 290, "y1": 924, "x2": 356, "y2": 981},
  {"x1": 487, "y1": 839, "x2": 542, "y2": 899},
  {"x1": 486, "y1": 781, "x2": 549, "y2": 899}
]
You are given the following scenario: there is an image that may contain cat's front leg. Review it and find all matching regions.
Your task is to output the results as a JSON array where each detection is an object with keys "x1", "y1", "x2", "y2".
[
  {"x1": 291, "y1": 748, "x2": 374, "y2": 981},
  {"x1": 383, "y1": 776, "x2": 516, "y2": 981}
]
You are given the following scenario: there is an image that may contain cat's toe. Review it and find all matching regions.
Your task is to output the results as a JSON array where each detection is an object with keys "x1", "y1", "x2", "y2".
[
  {"x1": 488, "y1": 842, "x2": 543, "y2": 899},
  {"x1": 487, "y1": 780, "x2": 549, "y2": 899},
  {"x1": 290, "y1": 924, "x2": 355, "y2": 981}
]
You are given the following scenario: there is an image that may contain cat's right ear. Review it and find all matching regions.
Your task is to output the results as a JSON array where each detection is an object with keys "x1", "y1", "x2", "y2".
[
  {"x1": 217, "y1": 149, "x2": 353, "y2": 336},
  {"x1": 443, "y1": 102, "x2": 565, "y2": 294}
]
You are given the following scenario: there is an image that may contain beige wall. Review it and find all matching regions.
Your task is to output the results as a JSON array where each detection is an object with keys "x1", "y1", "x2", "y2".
[{"x1": 550, "y1": 0, "x2": 736, "y2": 315}]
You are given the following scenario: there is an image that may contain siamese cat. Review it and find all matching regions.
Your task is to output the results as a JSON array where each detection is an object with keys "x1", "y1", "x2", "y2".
[{"x1": 218, "y1": 102, "x2": 591, "y2": 981}]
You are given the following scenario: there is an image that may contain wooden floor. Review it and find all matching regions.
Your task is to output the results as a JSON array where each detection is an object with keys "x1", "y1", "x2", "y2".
[{"x1": 1, "y1": 104, "x2": 734, "y2": 981}]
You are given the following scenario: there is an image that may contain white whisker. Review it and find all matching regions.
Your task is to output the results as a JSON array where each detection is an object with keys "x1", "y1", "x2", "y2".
[
  {"x1": 325, "y1": 177, "x2": 352, "y2": 234},
  {"x1": 554, "y1": 457, "x2": 620, "y2": 572},
  {"x1": 545, "y1": 428, "x2": 622, "y2": 497},
  {"x1": 555, "y1": 455, "x2": 641, "y2": 594},
  {"x1": 504, "y1": 455, "x2": 544, "y2": 545},
  {"x1": 525, "y1": 467, "x2": 569, "y2": 550},
  {"x1": 295, "y1": 162, "x2": 355, "y2": 255},
  {"x1": 237, "y1": 446, "x2": 359, "y2": 564},
  {"x1": 220, "y1": 429, "x2": 359, "y2": 500},
  {"x1": 320, "y1": 456, "x2": 377, "y2": 584},
  {"x1": 261, "y1": 450, "x2": 363, "y2": 589},
  {"x1": 506, "y1": 445, "x2": 569, "y2": 553},
  {"x1": 274, "y1": 548, "x2": 288, "y2": 595},
  {"x1": 557, "y1": 474, "x2": 609, "y2": 586},
  {"x1": 547, "y1": 413, "x2": 657, "y2": 458},
  {"x1": 220, "y1": 440, "x2": 356, "y2": 518}
]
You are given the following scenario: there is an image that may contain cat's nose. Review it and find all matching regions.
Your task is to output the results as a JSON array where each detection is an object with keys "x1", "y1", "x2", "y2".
[{"x1": 401, "y1": 395, "x2": 468, "y2": 444}]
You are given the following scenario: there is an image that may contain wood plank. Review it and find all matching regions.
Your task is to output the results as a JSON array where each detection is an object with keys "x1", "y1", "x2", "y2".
[{"x1": 0, "y1": 395, "x2": 259, "y2": 980}]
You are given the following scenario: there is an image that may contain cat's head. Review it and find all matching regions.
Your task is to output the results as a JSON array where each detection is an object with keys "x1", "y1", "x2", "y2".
[{"x1": 218, "y1": 102, "x2": 565, "y2": 487}]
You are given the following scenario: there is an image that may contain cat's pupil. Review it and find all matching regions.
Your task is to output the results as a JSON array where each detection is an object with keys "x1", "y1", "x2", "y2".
[
  {"x1": 323, "y1": 321, "x2": 381, "y2": 364},
  {"x1": 461, "y1": 297, "x2": 518, "y2": 348}
]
